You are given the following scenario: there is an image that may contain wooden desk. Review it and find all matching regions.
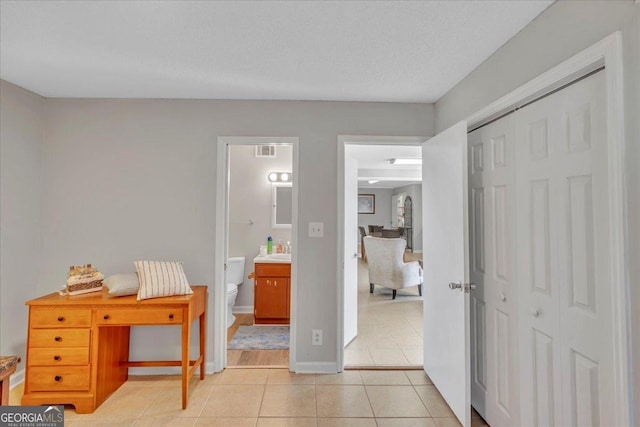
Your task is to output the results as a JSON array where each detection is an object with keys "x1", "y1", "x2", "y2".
[
  {"x1": 0, "y1": 356, "x2": 20, "y2": 405},
  {"x1": 22, "y1": 286, "x2": 207, "y2": 413},
  {"x1": 370, "y1": 229, "x2": 401, "y2": 238}
]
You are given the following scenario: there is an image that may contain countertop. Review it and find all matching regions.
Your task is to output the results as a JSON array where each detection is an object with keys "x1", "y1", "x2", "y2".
[{"x1": 253, "y1": 254, "x2": 292, "y2": 264}]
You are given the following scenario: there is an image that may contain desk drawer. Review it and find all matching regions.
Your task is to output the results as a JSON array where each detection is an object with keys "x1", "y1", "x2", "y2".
[
  {"x1": 255, "y1": 263, "x2": 291, "y2": 277},
  {"x1": 28, "y1": 347, "x2": 90, "y2": 366},
  {"x1": 28, "y1": 366, "x2": 90, "y2": 391},
  {"x1": 30, "y1": 308, "x2": 91, "y2": 328},
  {"x1": 95, "y1": 308, "x2": 183, "y2": 325},
  {"x1": 30, "y1": 329, "x2": 90, "y2": 348}
]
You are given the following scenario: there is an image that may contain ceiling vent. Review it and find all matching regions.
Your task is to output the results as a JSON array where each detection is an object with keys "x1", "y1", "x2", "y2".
[{"x1": 255, "y1": 145, "x2": 276, "y2": 158}]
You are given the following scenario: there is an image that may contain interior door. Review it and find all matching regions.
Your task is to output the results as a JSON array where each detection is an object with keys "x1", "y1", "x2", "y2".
[
  {"x1": 343, "y1": 146, "x2": 358, "y2": 346},
  {"x1": 422, "y1": 121, "x2": 471, "y2": 426},
  {"x1": 516, "y1": 71, "x2": 613, "y2": 426},
  {"x1": 468, "y1": 115, "x2": 519, "y2": 427}
]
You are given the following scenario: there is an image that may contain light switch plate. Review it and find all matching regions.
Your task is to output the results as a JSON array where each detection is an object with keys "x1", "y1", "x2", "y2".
[{"x1": 308, "y1": 222, "x2": 324, "y2": 237}]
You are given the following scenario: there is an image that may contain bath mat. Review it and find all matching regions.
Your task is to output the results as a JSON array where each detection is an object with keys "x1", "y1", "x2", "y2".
[{"x1": 228, "y1": 326, "x2": 289, "y2": 350}]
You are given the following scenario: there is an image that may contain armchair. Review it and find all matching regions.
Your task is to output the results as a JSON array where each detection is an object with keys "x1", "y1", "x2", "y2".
[{"x1": 363, "y1": 236, "x2": 423, "y2": 299}]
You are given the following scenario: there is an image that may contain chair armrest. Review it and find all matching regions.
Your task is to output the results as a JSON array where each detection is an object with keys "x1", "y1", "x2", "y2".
[{"x1": 401, "y1": 260, "x2": 423, "y2": 286}]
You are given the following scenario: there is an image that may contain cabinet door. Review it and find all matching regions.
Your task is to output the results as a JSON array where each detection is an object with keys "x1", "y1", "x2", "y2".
[{"x1": 255, "y1": 277, "x2": 289, "y2": 319}]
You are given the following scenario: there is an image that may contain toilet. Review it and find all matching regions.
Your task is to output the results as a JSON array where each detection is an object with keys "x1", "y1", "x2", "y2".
[{"x1": 226, "y1": 256, "x2": 246, "y2": 328}]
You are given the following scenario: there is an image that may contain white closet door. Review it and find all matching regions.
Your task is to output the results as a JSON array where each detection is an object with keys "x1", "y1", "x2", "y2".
[
  {"x1": 469, "y1": 114, "x2": 518, "y2": 426},
  {"x1": 516, "y1": 71, "x2": 613, "y2": 426}
]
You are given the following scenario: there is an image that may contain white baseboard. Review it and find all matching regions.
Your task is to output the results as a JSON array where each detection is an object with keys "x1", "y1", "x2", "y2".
[
  {"x1": 206, "y1": 361, "x2": 221, "y2": 374},
  {"x1": 9, "y1": 368, "x2": 25, "y2": 389},
  {"x1": 80, "y1": 363, "x2": 219, "y2": 377},
  {"x1": 233, "y1": 305, "x2": 253, "y2": 314},
  {"x1": 294, "y1": 361, "x2": 339, "y2": 374}
]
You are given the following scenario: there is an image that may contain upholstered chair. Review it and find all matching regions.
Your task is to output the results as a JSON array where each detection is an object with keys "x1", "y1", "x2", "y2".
[{"x1": 363, "y1": 236, "x2": 423, "y2": 299}]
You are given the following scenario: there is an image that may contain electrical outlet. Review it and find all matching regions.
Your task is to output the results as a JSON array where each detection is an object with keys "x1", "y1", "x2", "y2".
[
  {"x1": 308, "y1": 222, "x2": 324, "y2": 237},
  {"x1": 312, "y1": 329, "x2": 323, "y2": 346}
]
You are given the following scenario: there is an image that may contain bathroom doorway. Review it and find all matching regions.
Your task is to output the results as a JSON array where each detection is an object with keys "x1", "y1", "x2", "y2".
[{"x1": 215, "y1": 137, "x2": 299, "y2": 371}]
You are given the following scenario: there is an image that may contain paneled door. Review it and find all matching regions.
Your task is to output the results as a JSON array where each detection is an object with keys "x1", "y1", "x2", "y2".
[
  {"x1": 516, "y1": 71, "x2": 614, "y2": 425},
  {"x1": 422, "y1": 121, "x2": 471, "y2": 426},
  {"x1": 468, "y1": 113, "x2": 519, "y2": 426}
]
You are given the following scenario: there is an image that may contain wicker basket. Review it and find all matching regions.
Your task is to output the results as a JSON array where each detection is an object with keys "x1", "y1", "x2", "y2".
[{"x1": 66, "y1": 279, "x2": 103, "y2": 295}]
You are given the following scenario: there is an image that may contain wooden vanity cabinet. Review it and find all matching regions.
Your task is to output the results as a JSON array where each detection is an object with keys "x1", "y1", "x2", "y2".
[{"x1": 254, "y1": 263, "x2": 290, "y2": 324}]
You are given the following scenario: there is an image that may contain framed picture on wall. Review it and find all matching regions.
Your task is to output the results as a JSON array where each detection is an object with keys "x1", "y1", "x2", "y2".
[{"x1": 358, "y1": 194, "x2": 375, "y2": 214}]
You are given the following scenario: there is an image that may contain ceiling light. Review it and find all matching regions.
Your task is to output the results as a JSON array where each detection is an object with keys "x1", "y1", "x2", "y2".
[
  {"x1": 389, "y1": 158, "x2": 422, "y2": 165},
  {"x1": 368, "y1": 180, "x2": 380, "y2": 184}
]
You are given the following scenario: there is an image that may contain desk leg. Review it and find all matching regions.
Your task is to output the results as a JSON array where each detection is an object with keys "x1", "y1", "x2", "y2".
[
  {"x1": 199, "y1": 308, "x2": 206, "y2": 379},
  {"x1": 181, "y1": 316, "x2": 191, "y2": 410},
  {"x1": 1, "y1": 377, "x2": 9, "y2": 405}
]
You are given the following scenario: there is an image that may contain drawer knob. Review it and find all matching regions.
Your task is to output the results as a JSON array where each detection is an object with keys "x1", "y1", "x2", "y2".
[
  {"x1": 103, "y1": 314, "x2": 110, "y2": 320},
  {"x1": 57, "y1": 316, "x2": 65, "y2": 322},
  {"x1": 54, "y1": 355, "x2": 61, "y2": 361},
  {"x1": 54, "y1": 375, "x2": 62, "y2": 382},
  {"x1": 54, "y1": 336, "x2": 62, "y2": 342},
  {"x1": 168, "y1": 313, "x2": 174, "y2": 320}
]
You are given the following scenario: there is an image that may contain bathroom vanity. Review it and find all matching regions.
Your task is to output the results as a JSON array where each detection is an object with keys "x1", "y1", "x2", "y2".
[{"x1": 252, "y1": 255, "x2": 291, "y2": 325}]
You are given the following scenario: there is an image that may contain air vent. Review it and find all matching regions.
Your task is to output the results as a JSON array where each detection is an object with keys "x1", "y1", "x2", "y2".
[{"x1": 255, "y1": 145, "x2": 276, "y2": 158}]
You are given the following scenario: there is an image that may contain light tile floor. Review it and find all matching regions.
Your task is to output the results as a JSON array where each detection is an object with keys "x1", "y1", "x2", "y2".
[
  {"x1": 345, "y1": 258, "x2": 423, "y2": 367},
  {"x1": 11, "y1": 369, "x2": 491, "y2": 426}
]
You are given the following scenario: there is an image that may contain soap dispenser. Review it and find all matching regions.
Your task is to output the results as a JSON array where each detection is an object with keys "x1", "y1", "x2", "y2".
[{"x1": 276, "y1": 240, "x2": 283, "y2": 254}]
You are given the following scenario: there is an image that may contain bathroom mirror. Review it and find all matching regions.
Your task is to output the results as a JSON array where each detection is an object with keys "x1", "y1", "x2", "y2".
[{"x1": 272, "y1": 183, "x2": 292, "y2": 229}]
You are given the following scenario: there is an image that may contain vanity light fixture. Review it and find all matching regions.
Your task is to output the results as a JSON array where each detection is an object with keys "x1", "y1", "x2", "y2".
[
  {"x1": 268, "y1": 172, "x2": 293, "y2": 182},
  {"x1": 389, "y1": 158, "x2": 422, "y2": 165}
]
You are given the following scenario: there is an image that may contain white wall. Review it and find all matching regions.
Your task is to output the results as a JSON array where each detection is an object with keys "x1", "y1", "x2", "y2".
[
  {"x1": 0, "y1": 81, "x2": 44, "y2": 376},
  {"x1": 392, "y1": 184, "x2": 422, "y2": 252},
  {"x1": 357, "y1": 188, "x2": 393, "y2": 231},
  {"x1": 435, "y1": 1, "x2": 639, "y2": 421},
  {"x1": 24, "y1": 97, "x2": 434, "y2": 368},
  {"x1": 228, "y1": 144, "x2": 292, "y2": 308}
]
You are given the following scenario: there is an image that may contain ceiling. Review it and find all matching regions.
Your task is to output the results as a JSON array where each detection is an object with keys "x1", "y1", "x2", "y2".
[
  {"x1": 351, "y1": 145, "x2": 422, "y2": 189},
  {"x1": 0, "y1": 1, "x2": 552, "y2": 102}
]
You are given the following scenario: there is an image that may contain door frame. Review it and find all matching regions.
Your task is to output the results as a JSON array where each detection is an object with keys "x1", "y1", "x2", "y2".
[
  {"x1": 461, "y1": 32, "x2": 629, "y2": 424},
  {"x1": 336, "y1": 135, "x2": 429, "y2": 370},
  {"x1": 214, "y1": 136, "x2": 299, "y2": 372},
  {"x1": 336, "y1": 31, "x2": 629, "y2": 424}
]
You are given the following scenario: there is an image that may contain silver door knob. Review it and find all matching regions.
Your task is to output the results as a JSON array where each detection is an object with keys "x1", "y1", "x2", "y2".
[
  {"x1": 354, "y1": 253, "x2": 359, "y2": 258},
  {"x1": 531, "y1": 308, "x2": 541, "y2": 317},
  {"x1": 448, "y1": 282, "x2": 476, "y2": 293},
  {"x1": 500, "y1": 293, "x2": 506, "y2": 302}
]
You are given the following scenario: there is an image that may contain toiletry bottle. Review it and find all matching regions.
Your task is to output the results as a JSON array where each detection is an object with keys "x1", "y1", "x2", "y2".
[
  {"x1": 286, "y1": 241, "x2": 291, "y2": 254},
  {"x1": 267, "y1": 236, "x2": 273, "y2": 254},
  {"x1": 276, "y1": 240, "x2": 283, "y2": 254}
]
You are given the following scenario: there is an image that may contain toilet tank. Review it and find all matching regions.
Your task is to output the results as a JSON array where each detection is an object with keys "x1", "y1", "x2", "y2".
[{"x1": 226, "y1": 257, "x2": 246, "y2": 285}]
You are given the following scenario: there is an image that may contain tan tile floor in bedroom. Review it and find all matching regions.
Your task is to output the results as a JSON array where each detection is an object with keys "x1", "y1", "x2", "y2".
[
  {"x1": 345, "y1": 257, "x2": 424, "y2": 367},
  {"x1": 10, "y1": 369, "x2": 489, "y2": 426}
]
